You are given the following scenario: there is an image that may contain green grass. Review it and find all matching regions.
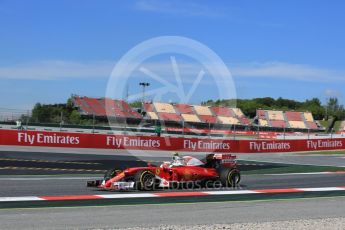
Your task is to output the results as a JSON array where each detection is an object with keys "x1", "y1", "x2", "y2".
[
  {"x1": 334, "y1": 121, "x2": 342, "y2": 132},
  {"x1": 298, "y1": 150, "x2": 345, "y2": 155},
  {"x1": 318, "y1": 120, "x2": 328, "y2": 129},
  {"x1": 317, "y1": 120, "x2": 342, "y2": 132},
  {"x1": 225, "y1": 134, "x2": 258, "y2": 139}
]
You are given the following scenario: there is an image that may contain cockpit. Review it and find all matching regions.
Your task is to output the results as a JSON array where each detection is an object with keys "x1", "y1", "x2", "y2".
[
  {"x1": 160, "y1": 156, "x2": 204, "y2": 168},
  {"x1": 182, "y1": 156, "x2": 204, "y2": 166}
]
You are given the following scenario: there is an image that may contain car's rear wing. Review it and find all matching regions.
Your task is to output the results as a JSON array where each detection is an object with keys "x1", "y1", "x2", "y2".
[
  {"x1": 211, "y1": 153, "x2": 237, "y2": 167},
  {"x1": 213, "y1": 153, "x2": 236, "y2": 160}
]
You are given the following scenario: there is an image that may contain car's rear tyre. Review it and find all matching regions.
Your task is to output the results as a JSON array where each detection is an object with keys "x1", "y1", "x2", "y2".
[
  {"x1": 134, "y1": 170, "x2": 156, "y2": 191},
  {"x1": 220, "y1": 168, "x2": 241, "y2": 187}
]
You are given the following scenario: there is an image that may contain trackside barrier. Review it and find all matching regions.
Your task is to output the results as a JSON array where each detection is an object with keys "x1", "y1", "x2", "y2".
[
  {"x1": 0, "y1": 129, "x2": 344, "y2": 153},
  {"x1": 165, "y1": 127, "x2": 286, "y2": 137}
]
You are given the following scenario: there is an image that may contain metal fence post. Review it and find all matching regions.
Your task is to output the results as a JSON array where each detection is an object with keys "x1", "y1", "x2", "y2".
[
  {"x1": 60, "y1": 111, "x2": 63, "y2": 131},
  {"x1": 25, "y1": 110, "x2": 29, "y2": 130},
  {"x1": 308, "y1": 128, "x2": 310, "y2": 139},
  {"x1": 208, "y1": 122, "x2": 211, "y2": 138},
  {"x1": 233, "y1": 125, "x2": 236, "y2": 140},
  {"x1": 182, "y1": 120, "x2": 185, "y2": 137},
  {"x1": 92, "y1": 114, "x2": 95, "y2": 134}
]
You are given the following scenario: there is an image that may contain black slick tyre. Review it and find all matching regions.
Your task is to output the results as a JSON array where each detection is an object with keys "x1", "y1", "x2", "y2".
[
  {"x1": 220, "y1": 169, "x2": 241, "y2": 187},
  {"x1": 134, "y1": 170, "x2": 156, "y2": 191}
]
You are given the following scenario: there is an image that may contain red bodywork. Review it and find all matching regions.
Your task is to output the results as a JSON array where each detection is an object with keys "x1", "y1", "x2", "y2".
[{"x1": 96, "y1": 154, "x2": 238, "y2": 190}]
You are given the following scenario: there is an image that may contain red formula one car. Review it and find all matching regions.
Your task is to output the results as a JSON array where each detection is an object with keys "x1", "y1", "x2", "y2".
[{"x1": 87, "y1": 153, "x2": 241, "y2": 191}]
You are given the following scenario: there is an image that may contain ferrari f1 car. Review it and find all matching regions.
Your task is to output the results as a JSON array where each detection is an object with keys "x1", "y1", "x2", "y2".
[{"x1": 87, "y1": 153, "x2": 240, "y2": 191}]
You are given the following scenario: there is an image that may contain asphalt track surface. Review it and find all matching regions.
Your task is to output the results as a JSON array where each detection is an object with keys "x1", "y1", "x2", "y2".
[
  {"x1": 1, "y1": 147, "x2": 345, "y2": 229},
  {"x1": 240, "y1": 152, "x2": 345, "y2": 167},
  {"x1": 2, "y1": 172, "x2": 345, "y2": 197},
  {"x1": 0, "y1": 148, "x2": 281, "y2": 175},
  {"x1": 3, "y1": 145, "x2": 345, "y2": 167},
  {"x1": 1, "y1": 197, "x2": 345, "y2": 229}
]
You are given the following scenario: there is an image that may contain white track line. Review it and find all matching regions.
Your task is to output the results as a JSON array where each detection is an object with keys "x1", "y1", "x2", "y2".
[
  {"x1": 263, "y1": 171, "x2": 345, "y2": 176},
  {"x1": 0, "y1": 196, "x2": 44, "y2": 202},
  {"x1": 263, "y1": 172, "x2": 333, "y2": 176},
  {"x1": 97, "y1": 194, "x2": 158, "y2": 199},
  {"x1": 206, "y1": 190, "x2": 260, "y2": 195},
  {"x1": 300, "y1": 187, "x2": 345, "y2": 192}
]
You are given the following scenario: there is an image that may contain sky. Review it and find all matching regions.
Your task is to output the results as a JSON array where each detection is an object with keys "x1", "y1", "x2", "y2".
[{"x1": 1, "y1": 0, "x2": 345, "y2": 110}]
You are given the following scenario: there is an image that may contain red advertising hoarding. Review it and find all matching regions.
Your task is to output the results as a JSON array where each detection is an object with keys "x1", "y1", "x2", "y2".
[{"x1": 0, "y1": 129, "x2": 344, "y2": 153}]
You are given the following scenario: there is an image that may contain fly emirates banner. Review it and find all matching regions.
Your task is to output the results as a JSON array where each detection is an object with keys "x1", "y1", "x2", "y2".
[{"x1": 0, "y1": 130, "x2": 344, "y2": 153}]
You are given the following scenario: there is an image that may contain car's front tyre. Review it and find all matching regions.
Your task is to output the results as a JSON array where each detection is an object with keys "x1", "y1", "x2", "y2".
[{"x1": 134, "y1": 170, "x2": 156, "y2": 191}]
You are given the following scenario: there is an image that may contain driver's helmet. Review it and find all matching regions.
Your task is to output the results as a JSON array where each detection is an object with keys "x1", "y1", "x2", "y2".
[
  {"x1": 171, "y1": 152, "x2": 184, "y2": 166},
  {"x1": 160, "y1": 161, "x2": 171, "y2": 168}
]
